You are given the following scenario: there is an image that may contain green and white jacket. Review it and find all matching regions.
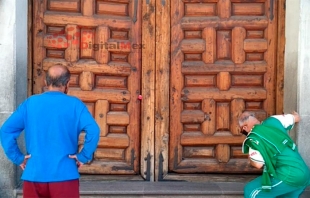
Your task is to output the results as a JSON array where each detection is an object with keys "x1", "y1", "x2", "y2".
[{"x1": 242, "y1": 114, "x2": 301, "y2": 191}]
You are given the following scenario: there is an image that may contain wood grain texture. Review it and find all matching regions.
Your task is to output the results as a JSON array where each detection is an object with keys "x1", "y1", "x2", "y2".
[
  {"x1": 216, "y1": 144, "x2": 230, "y2": 163},
  {"x1": 127, "y1": 0, "x2": 142, "y2": 175},
  {"x1": 276, "y1": 0, "x2": 285, "y2": 114},
  {"x1": 68, "y1": 88, "x2": 130, "y2": 103},
  {"x1": 217, "y1": 30, "x2": 232, "y2": 60},
  {"x1": 82, "y1": 0, "x2": 93, "y2": 16},
  {"x1": 28, "y1": 0, "x2": 33, "y2": 96},
  {"x1": 141, "y1": 0, "x2": 155, "y2": 181},
  {"x1": 65, "y1": 24, "x2": 79, "y2": 62},
  {"x1": 33, "y1": 0, "x2": 142, "y2": 175},
  {"x1": 95, "y1": 100, "x2": 109, "y2": 136},
  {"x1": 202, "y1": 27, "x2": 216, "y2": 63},
  {"x1": 78, "y1": 161, "x2": 135, "y2": 174},
  {"x1": 243, "y1": 39, "x2": 268, "y2": 52},
  {"x1": 107, "y1": 112, "x2": 130, "y2": 125},
  {"x1": 230, "y1": 99, "x2": 245, "y2": 136},
  {"x1": 216, "y1": 102, "x2": 230, "y2": 130},
  {"x1": 201, "y1": 99, "x2": 216, "y2": 135},
  {"x1": 48, "y1": 0, "x2": 80, "y2": 12},
  {"x1": 155, "y1": 0, "x2": 170, "y2": 181},
  {"x1": 33, "y1": 0, "x2": 46, "y2": 94},
  {"x1": 170, "y1": 0, "x2": 185, "y2": 172},
  {"x1": 79, "y1": 71, "x2": 94, "y2": 91},
  {"x1": 182, "y1": 87, "x2": 267, "y2": 101},
  {"x1": 218, "y1": 0, "x2": 231, "y2": 19},
  {"x1": 44, "y1": 13, "x2": 132, "y2": 29},
  {"x1": 181, "y1": 133, "x2": 245, "y2": 146},
  {"x1": 95, "y1": 148, "x2": 125, "y2": 160},
  {"x1": 217, "y1": 72, "x2": 231, "y2": 91},
  {"x1": 31, "y1": 0, "x2": 284, "y2": 177},
  {"x1": 264, "y1": 0, "x2": 277, "y2": 116},
  {"x1": 232, "y1": 27, "x2": 246, "y2": 63},
  {"x1": 181, "y1": 110, "x2": 205, "y2": 123},
  {"x1": 43, "y1": 59, "x2": 132, "y2": 76},
  {"x1": 181, "y1": 39, "x2": 205, "y2": 53},
  {"x1": 181, "y1": 17, "x2": 268, "y2": 30},
  {"x1": 95, "y1": 26, "x2": 109, "y2": 64},
  {"x1": 97, "y1": 134, "x2": 129, "y2": 148},
  {"x1": 182, "y1": 61, "x2": 268, "y2": 73},
  {"x1": 169, "y1": 0, "x2": 279, "y2": 174}
]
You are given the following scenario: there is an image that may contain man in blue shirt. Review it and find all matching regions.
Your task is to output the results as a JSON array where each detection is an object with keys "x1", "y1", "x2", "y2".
[{"x1": 0, "y1": 65, "x2": 100, "y2": 197}]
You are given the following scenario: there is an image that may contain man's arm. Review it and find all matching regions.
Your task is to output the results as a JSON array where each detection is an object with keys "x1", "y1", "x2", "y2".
[
  {"x1": 249, "y1": 157, "x2": 264, "y2": 169},
  {"x1": 76, "y1": 105, "x2": 100, "y2": 164},
  {"x1": 248, "y1": 147, "x2": 264, "y2": 169},
  {"x1": 0, "y1": 103, "x2": 26, "y2": 165},
  {"x1": 270, "y1": 111, "x2": 300, "y2": 130}
]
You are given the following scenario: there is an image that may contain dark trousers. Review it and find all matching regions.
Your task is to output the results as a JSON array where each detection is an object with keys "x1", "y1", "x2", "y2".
[{"x1": 23, "y1": 179, "x2": 79, "y2": 198}]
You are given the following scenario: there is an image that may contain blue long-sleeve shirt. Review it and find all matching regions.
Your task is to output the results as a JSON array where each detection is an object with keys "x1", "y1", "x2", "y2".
[{"x1": 0, "y1": 91, "x2": 100, "y2": 182}]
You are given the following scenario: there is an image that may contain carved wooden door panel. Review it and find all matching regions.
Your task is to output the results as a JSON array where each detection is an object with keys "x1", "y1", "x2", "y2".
[
  {"x1": 170, "y1": 0, "x2": 276, "y2": 173},
  {"x1": 33, "y1": 0, "x2": 141, "y2": 174}
]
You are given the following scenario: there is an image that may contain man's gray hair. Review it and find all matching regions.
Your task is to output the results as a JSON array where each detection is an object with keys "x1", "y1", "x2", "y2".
[
  {"x1": 238, "y1": 112, "x2": 256, "y2": 126},
  {"x1": 46, "y1": 65, "x2": 71, "y2": 87}
]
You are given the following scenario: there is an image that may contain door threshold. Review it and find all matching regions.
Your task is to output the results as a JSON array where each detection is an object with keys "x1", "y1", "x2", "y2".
[
  {"x1": 162, "y1": 173, "x2": 258, "y2": 182},
  {"x1": 80, "y1": 174, "x2": 144, "y2": 182}
]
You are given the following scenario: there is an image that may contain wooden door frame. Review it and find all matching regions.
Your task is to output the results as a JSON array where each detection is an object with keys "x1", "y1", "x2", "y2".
[{"x1": 28, "y1": 0, "x2": 285, "y2": 182}]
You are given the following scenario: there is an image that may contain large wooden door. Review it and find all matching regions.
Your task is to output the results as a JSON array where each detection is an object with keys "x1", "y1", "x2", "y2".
[
  {"x1": 170, "y1": 0, "x2": 277, "y2": 173},
  {"x1": 33, "y1": 0, "x2": 141, "y2": 174}
]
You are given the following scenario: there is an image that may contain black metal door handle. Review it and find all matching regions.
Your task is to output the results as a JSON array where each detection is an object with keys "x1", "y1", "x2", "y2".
[
  {"x1": 270, "y1": 0, "x2": 274, "y2": 21},
  {"x1": 133, "y1": 0, "x2": 138, "y2": 23}
]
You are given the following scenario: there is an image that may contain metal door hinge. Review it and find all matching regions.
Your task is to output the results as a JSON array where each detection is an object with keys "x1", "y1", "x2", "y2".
[
  {"x1": 161, "y1": 0, "x2": 165, "y2": 6},
  {"x1": 158, "y1": 152, "x2": 164, "y2": 181},
  {"x1": 144, "y1": 152, "x2": 151, "y2": 181}
]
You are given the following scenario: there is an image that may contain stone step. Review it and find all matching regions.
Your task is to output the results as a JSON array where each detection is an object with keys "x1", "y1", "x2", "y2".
[{"x1": 15, "y1": 181, "x2": 310, "y2": 198}]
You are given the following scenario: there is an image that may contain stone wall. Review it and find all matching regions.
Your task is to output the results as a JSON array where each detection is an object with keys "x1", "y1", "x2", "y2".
[
  {"x1": 296, "y1": 0, "x2": 310, "y2": 166},
  {"x1": 284, "y1": 0, "x2": 300, "y2": 141},
  {"x1": 0, "y1": 0, "x2": 28, "y2": 197},
  {"x1": 0, "y1": 1, "x2": 18, "y2": 197},
  {"x1": 284, "y1": 0, "x2": 310, "y2": 166}
]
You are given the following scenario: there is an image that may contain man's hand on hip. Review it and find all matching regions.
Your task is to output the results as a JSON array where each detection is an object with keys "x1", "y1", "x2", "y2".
[
  {"x1": 69, "y1": 154, "x2": 84, "y2": 168},
  {"x1": 20, "y1": 154, "x2": 31, "y2": 170}
]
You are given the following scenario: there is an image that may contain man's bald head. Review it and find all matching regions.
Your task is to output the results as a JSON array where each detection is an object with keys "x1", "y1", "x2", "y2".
[{"x1": 46, "y1": 65, "x2": 71, "y2": 87}]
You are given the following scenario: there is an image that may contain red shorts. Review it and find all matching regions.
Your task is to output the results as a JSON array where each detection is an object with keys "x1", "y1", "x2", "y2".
[{"x1": 23, "y1": 179, "x2": 79, "y2": 198}]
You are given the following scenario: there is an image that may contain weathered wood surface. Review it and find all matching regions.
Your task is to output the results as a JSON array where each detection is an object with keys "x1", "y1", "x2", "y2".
[
  {"x1": 141, "y1": 0, "x2": 156, "y2": 181},
  {"x1": 169, "y1": 0, "x2": 278, "y2": 174},
  {"x1": 276, "y1": 0, "x2": 285, "y2": 115},
  {"x1": 33, "y1": 0, "x2": 141, "y2": 175},
  {"x1": 155, "y1": 0, "x2": 170, "y2": 181}
]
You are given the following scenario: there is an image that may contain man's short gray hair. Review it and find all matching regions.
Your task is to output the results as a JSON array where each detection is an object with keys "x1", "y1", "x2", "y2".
[
  {"x1": 238, "y1": 112, "x2": 256, "y2": 126},
  {"x1": 46, "y1": 65, "x2": 71, "y2": 87}
]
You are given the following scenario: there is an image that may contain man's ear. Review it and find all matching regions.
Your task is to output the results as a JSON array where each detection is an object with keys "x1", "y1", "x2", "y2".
[
  {"x1": 66, "y1": 81, "x2": 70, "y2": 88},
  {"x1": 44, "y1": 80, "x2": 47, "y2": 86},
  {"x1": 64, "y1": 81, "x2": 70, "y2": 94}
]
